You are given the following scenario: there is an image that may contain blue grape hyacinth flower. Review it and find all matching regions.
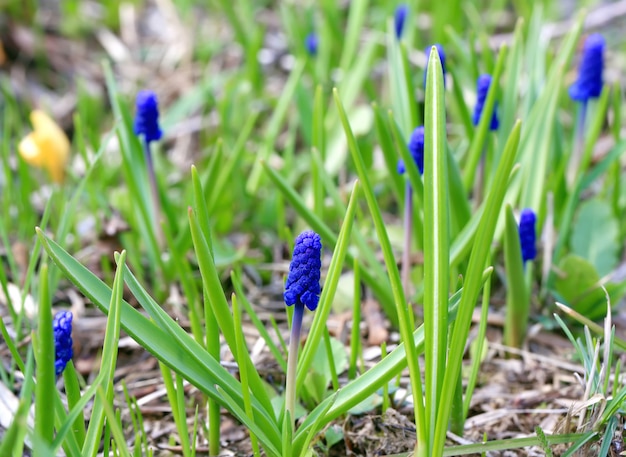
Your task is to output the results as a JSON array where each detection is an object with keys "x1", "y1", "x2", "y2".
[
  {"x1": 53, "y1": 311, "x2": 73, "y2": 375},
  {"x1": 519, "y1": 208, "x2": 537, "y2": 263},
  {"x1": 423, "y1": 44, "x2": 446, "y2": 88},
  {"x1": 569, "y1": 34, "x2": 605, "y2": 103},
  {"x1": 397, "y1": 126, "x2": 425, "y2": 175},
  {"x1": 133, "y1": 90, "x2": 163, "y2": 144},
  {"x1": 394, "y1": 4, "x2": 409, "y2": 39},
  {"x1": 284, "y1": 230, "x2": 322, "y2": 424},
  {"x1": 133, "y1": 89, "x2": 164, "y2": 245},
  {"x1": 305, "y1": 32, "x2": 318, "y2": 57},
  {"x1": 284, "y1": 231, "x2": 322, "y2": 312},
  {"x1": 472, "y1": 74, "x2": 499, "y2": 130}
]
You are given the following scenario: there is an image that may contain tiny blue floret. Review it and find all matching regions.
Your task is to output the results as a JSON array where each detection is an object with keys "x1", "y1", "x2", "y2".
[
  {"x1": 394, "y1": 4, "x2": 409, "y2": 39},
  {"x1": 397, "y1": 126, "x2": 425, "y2": 175},
  {"x1": 284, "y1": 231, "x2": 322, "y2": 311},
  {"x1": 472, "y1": 74, "x2": 499, "y2": 130},
  {"x1": 519, "y1": 208, "x2": 537, "y2": 263},
  {"x1": 569, "y1": 34, "x2": 605, "y2": 102},
  {"x1": 53, "y1": 311, "x2": 73, "y2": 375},
  {"x1": 133, "y1": 90, "x2": 163, "y2": 144},
  {"x1": 305, "y1": 33, "x2": 318, "y2": 57},
  {"x1": 423, "y1": 44, "x2": 446, "y2": 88}
]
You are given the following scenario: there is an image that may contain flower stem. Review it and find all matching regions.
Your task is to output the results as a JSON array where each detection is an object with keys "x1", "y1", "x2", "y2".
[
  {"x1": 401, "y1": 182, "x2": 413, "y2": 298},
  {"x1": 567, "y1": 101, "x2": 588, "y2": 188},
  {"x1": 143, "y1": 139, "x2": 164, "y2": 247},
  {"x1": 285, "y1": 300, "x2": 304, "y2": 429}
]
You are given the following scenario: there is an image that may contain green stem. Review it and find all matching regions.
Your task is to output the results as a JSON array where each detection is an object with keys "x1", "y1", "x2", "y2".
[
  {"x1": 143, "y1": 139, "x2": 163, "y2": 247},
  {"x1": 402, "y1": 183, "x2": 413, "y2": 298},
  {"x1": 566, "y1": 101, "x2": 588, "y2": 188},
  {"x1": 348, "y1": 259, "x2": 361, "y2": 380},
  {"x1": 285, "y1": 301, "x2": 304, "y2": 429}
]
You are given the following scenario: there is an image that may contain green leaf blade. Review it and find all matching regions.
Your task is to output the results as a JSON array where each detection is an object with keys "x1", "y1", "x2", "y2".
[{"x1": 422, "y1": 45, "x2": 449, "y2": 451}]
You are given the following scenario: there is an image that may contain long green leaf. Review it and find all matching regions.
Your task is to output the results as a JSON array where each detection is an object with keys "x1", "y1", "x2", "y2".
[
  {"x1": 52, "y1": 370, "x2": 106, "y2": 452},
  {"x1": 187, "y1": 207, "x2": 274, "y2": 414},
  {"x1": 118, "y1": 252, "x2": 281, "y2": 450},
  {"x1": 433, "y1": 121, "x2": 521, "y2": 455},
  {"x1": 34, "y1": 263, "x2": 55, "y2": 454},
  {"x1": 503, "y1": 205, "x2": 529, "y2": 349},
  {"x1": 36, "y1": 230, "x2": 282, "y2": 455},
  {"x1": 423, "y1": 45, "x2": 449, "y2": 452},
  {"x1": 333, "y1": 88, "x2": 426, "y2": 450},
  {"x1": 82, "y1": 251, "x2": 126, "y2": 457}
]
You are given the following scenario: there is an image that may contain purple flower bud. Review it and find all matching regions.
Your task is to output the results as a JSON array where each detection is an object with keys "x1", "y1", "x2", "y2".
[
  {"x1": 423, "y1": 44, "x2": 446, "y2": 88},
  {"x1": 519, "y1": 209, "x2": 537, "y2": 263},
  {"x1": 569, "y1": 34, "x2": 605, "y2": 103},
  {"x1": 133, "y1": 90, "x2": 163, "y2": 144},
  {"x1": 394, "y1": 4, "x2": 409, "y2": 39},
  {"x1": 284, "y1": 231, "x2": 322, "y2": 311},
  {"x1": 53, "y1": 311, "x2": 73, "y2": 375},
  {"x1": 472, "y1": 74, "x2": 499, "y2": 131},
  {"x1": 398, "y1": 126, "x2": 425, "y2": 175},
  {"x1": 305, "y1": 33, "x2": 318, "y2": 57}
]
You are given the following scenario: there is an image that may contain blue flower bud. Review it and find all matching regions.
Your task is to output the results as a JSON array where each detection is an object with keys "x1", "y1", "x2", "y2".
[
  {"x1": 305, "y1": 32, "x2": 318, "y2": 57},
  {"x1": 397, "y1": 126, "x2": 425, "y2": 175},
  {"x1": 472, "y1": 74, "x2": 499, "y2": 131},
  {"x1": 284, "y1": 231, "x2": 322, "y2": 311},
  {"x1": 53, "y1": 311, "x2": 73, "y2": 375},
  {"x1": 569, "y1": 34, "x2": 605, "y2": 103},
  {"x1": 519, "y1": 208, "x2": 537, "y2": 263},
  {"x1": 423, "y1": 44, "x2": 446, "y2": 88},
  {"x1": 394, "y1": 4, "x2": 409, "y2": 39},
  {"x1": 133, "y1": 90, "x2": 163, "y2": 144}
]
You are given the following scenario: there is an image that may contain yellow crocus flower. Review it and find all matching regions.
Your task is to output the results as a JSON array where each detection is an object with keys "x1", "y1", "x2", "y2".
[{"x1": 18, "y1": 110, "x2": 70, "y2": 184}]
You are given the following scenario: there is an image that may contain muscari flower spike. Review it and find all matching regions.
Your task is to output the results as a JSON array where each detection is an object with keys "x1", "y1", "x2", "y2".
[
  {"x1": 519, "y1": 208, "x2": 537, "y2": 263},
  {"x1": 397, "y1": 126, "x2": 425, "y2": 175},
  {"x1": 53, "y1": 311, "x2": 73, "y2": 375},
  {"x1": 18, "y1": 110, "x2": 70, "y2": 184},
  {"x1": 569, "y1": 34, "x2": 605, "y2": 103},
  {"x1": 305, "y1": 32, "x2": 318, "y2": 57},
  {"x1": 284, "y1": 231, "x2": 322, "y2": 312},
  {"x1": 133, "y1": 90, "x2": 163, "y2": 144},
  {"x1": 423, "y1": 44, "x2": 446, "y2": 88},
  {"x1": 394, "y1": 4, "x2": 409, "y2": 39},
  {"x1": 472, "y1": 74, "x2": 499, "y2": 131}
]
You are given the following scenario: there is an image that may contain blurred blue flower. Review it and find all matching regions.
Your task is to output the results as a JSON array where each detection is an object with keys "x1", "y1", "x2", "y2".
[
  {"x1": 397, "y1": 126, "x2": 425, "y2": 175},
  {"x1": 305, "y1": 32, "x2": 318, "y2": 57},
  {"x1": 284, "y1": 231, "x2": 322, "y2": 311},
  {"x1": 423, "y1": 44, "x2": 446, "y2": 88},
  {"x1": 569, "y1": 34, "x2": 605, "y2": 102},
  {"x1": 133, "y1": 90, "x2": 163, "y2": 144},
  {"x1": 53, "y1": 311, "x2": 73, "y2": 375},
  {"x1": 394, "y1": 4, "x2": 409, "y2": 39},
  {"x1": 472, "y1": 74, "x2": 499, "y2": 130},
  {"x1": 519, "y1": 208, "x2": 537, "y2": 263}
]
